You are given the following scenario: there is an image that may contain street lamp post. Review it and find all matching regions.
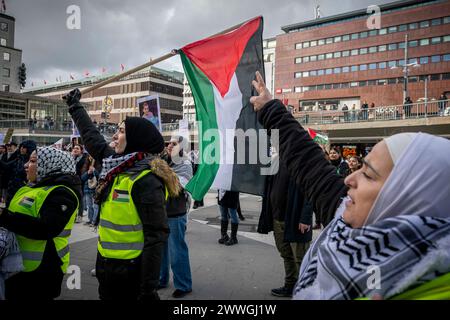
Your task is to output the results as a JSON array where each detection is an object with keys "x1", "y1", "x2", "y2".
[{"x1": 403, "y1": 34, "x2": 408, "y2": 103}]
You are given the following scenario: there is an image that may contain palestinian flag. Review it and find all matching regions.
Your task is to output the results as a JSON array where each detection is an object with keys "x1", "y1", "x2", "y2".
[
  {"x1": 19, "y1": 197, "x2": 35, "y2": 209},
  {"x1": 180, "y1": 17, "x2": 268, "y2": 201},
  {"x1": 307, "y1": 128, "x2": 329, "y2": 145},
  {"x1": 112, "y1": 189, "x2": 129, "y2": 203}
]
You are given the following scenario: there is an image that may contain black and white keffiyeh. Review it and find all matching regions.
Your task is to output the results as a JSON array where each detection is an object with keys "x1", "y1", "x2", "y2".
[
  {"x1": 293, "y1": 215, "x2": 450, "y2": 300},
  {"x1": 36, "y1": 147, "x2": 76, "y2": 182},
  {"x1": 99, "y1": 152, "x2": 138, "y2": 179}
]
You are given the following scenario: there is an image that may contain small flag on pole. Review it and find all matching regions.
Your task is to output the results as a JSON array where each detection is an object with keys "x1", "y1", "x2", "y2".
[
  {"x1": 84, "y1": 70, "x2": 90, "y2": 77},
  {"x1": 102, "y1": 67, "x2": 106, "y2": 74},
  {"x1": 70, "y1": 74, "x2": 75, "y2": 80},
  {"x1": 307, "y1": 127, "x2": 329, "y2": 145},
  {"x1": 44, "y1": 80, "x2": 47, "y2": 85},
  {"x1": 51, "y1": 138, "x2": 64, "y2": 150},
  {"x1": 120, "y1": 64, "x2": 125, "y2": 71}
]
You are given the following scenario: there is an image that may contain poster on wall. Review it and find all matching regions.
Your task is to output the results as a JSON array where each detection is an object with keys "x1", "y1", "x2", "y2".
[
  {"x1": 342, "y1": 145, "x2": 357, "y2": 158},
  {"x1": 137, "y1": 95, "x2": 162, "y2": 132}
]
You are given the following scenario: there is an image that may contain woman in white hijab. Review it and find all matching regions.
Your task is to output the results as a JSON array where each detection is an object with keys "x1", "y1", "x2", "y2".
[{"x1": 251, "y1": 71, "x2": 450, "y2": 300}]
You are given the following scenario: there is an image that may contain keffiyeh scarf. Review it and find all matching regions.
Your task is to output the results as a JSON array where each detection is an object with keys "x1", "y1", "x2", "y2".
[
  {"x1": 36, "y1": 147, "x2": 76, "y2": 182},
  {"x1": 293, "y1": 215, "x2": 450, "y2": 300}
]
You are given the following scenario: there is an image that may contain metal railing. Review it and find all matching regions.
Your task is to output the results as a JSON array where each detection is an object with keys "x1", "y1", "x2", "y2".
[
  {"x1": 0, "y1": 119, "x2": 73, "y2": 132},
  {"x1": 295, "y1": 100, "x2": 450, "y2": 126}
]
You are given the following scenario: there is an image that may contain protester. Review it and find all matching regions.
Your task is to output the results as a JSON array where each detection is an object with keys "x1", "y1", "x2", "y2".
[
  {"x1": 217, "y1": 190, "x2": 240, "y2": 246},
  {"x1": 342, "y1": 104, "x2": 349, "y2": 122},
  {"x1": 348, "y1": 156, "x2": 362, "y2": 173},
  {"x1": 0, "y1": 143, "x2": 18, "y2": 203},
  {"x1": 403, "y1": 97, "x2": 413, "y2": 119},
  {"x1": 0, "y1": 147, "x2": 81, "y2": 300},
  {"x1": 72, "y1": 144, "x2": 87, "y2": 223},
  {"x1": 329, "y1": 147, "x2": 350, "y2": 178},
  {"x1": 65, "y1": 88, "x2": 180, "y2": 301},
  {"x1": 159, "y1": 134, "x2": 193, "y2": 298},
  {"x1": 0, "y1": 140, "x2": 36, "y2": 206},
  {"x1": 361, "y1": 101, "x2": 369, "y2": 121},
  {"x1": 80, "y1": 156, "x2": 99, "y2": 226},
  {"x1": 251, "y1": 71, "x2": 450, "y2": 300},
  {"x1": 258, "y1": 153, "x2": 312, "y2": 298},
  {"x1": 438, "y1": 92, "x2": 447, "y2": 116}
]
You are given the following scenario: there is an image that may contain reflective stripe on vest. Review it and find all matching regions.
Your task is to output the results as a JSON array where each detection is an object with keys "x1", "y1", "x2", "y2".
[
  {"x1": 8, "y1": 185, "x2": 79, "y2": 273},
  {"x1": 98, "y1": 170, "x2": 153, "y2": 260}
]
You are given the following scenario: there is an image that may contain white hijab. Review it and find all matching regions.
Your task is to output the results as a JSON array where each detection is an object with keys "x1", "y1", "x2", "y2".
[{"x1": 364, "y1": 132, "x2": 450, "y2": 225}]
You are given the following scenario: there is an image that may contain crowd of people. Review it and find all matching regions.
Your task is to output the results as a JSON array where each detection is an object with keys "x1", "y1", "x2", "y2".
[{"x1": 0, "y1": 74, "x2": 449, "y2": 301}]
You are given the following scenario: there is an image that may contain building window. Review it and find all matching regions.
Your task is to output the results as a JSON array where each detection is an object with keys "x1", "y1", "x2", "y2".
[
  {"x1": 420, "y1": 20, "x2": 430, "y2": 28},
  {"x1": 359, "y1": 64, "x2": 368, "y2": 71},
  {"x1": 431, "y1": 18, "x2": 441, "y2": 26},
  {"x1": 302, "y1": 86, "x2": 310, "y2": 92},
  {"x1": 334, "y1": 67, "x2": 341, "y2": 74},
  {"x1": 379, "y1": 28, "x2": 387, "y2": 35},
  {"x1": 310, "y1": 70, "x2": 317, "y2": 76},
  {"x1": 333, "y1": 51, "x2": 341, "y2": 58},
  {"x1": 326, "y1": 38, "x2": 333, "y2": 44},
  {"x1": 303, "y1": 56, "x2": 310, "y2": 63},
  {"x1": 318, "y1": 39, "x2": 325, "y2": 45},
  {"x1": 310, "y1": 55, "x2": 317, "y2": 62},
  {"x1": 359, "y1": 81, "x2": 367, "y2": 87},
  {"x1": 443, "y1": 35, "x2": 450, "y2": 42},
  {"x1": 0, "y1": 38, "x2": 6, "y2": 46},
  {"x1": 430, "y1": 74, "x2": 441, "y2": 81},
  {"x1": 408, "y1": 58, "x2": 418, "y2": 65},
  {"x1": 334, "y1": 36, "x2": 341, "y2": 42},
  {"x1": 360, "y1": 31, "x2": 368, "y2": 38},
  {"x1": 303, "y1": 71, "x2": 309, "y2": 77},
  {"x1": 342, "y1": 66, "x2": 350, "y2": 73},
  {"x1": 398, "y1": 42, "x2": 406, "y2": 49},
  {"x1": 0, "y1": 23, "x2": 8, "y2": 32},
  {"x1": 325, "y1": 53, "x2": 332, "y2": 59},
  {"x1": 3, "y1": 52, "x2": 10, "y2": 61},
  {"x1": 443, "y1": 54, "x2": 450, "y2": 62},
  {"x1": 388, "y1": 43, "x2": 397, "y2": 51},
  {"x1": 341, "y1": 82, "x2": 349, "y2": 88},
  {"x1": 420, "y1": 39, "x2": 429, "y2": 46},
  {"x1": 431, "y1": 55, "x2": 440, "y2": 63},
  {"x1": 398, "y1": 24, "x2": 407, "y2": 32},
  {"x1": 409, "y1": 76, "x2": 418, "y2": 83},
  {"x1": 295, "y1": 72, "x2": 302, "y2": 78},
  {"x1": 369, "y1": 63, "x2": 377, "y2": 70},
  {"x1": 295, "y1": 43, "x2": 302, "y2": 50},
  {"x1": 2, "y1": 84, "x2": 9, "y2": 92},
  {"x1": 342, "y1": 50, "x2": 350, "y2": 57},
  {"x1": 303, "y1": 41, "x2": 310, "y2": 48},
  {"x1": 324, "y1": 84, "x2": 332, "y2": 90},
  {"x1": 325, "y1": 68, "x2": 332, "y2": 75},
  {"x1": 318, "y1": 69, "x2": 325, "y2": 76},
  {"x1": 351, "y1": 65, "x2": 358, "y2": 72},
  {"x1": 316, "y1": 84, "x2": 324, "y2": 90},
  {"x1": 388, "y1": 61, "x2": 396, "y2": 68},
  {"x1": 408, "y1": 40, "x2": 418, "y2": 48},
  {"x1": 369, "y1": 30, "x2": 378, "y2": 36},
  {"x1": 408, "y1": 22, "x2": 418, "y2": 30},
  {"x1": 388, "y1": 26, "x2": 397, "y2": 33},
  {"x1": 444, "y1": 17, "x2": 450, "y2": 24},
  {"x1": 377, "y1": 79, "x2": 387, "y2": 85},
  {"x1": 387, "y1": 78, "x2": 397, "y2": 84},
  {"x1": 318, "y1": 54, "x2": 325, "y2": 60},
  {"x1": 351, "y1": 33, "x2": 359, "y2": 40},
  {"x1": 342, "y1": 34, "x2": 350, "y2": 41},
  {"x1": 295, "y1": 87, "x2": 302, "y2": 93},
  {"x1": 332, "y1": 83, "x2": 340, "y2": 89},
  {"x1": 368, "y1": 80, "x2": 377, "y2": 86},
  {"x1": 350, "y1": 82, "x2": 358, "y2": 87},
  {"x1": 359, "y1": 48, "x2": 368, "y2": 55},
  {"x1": 369, "y1": 46, "x2": 377, "y2": 53},
  {"x1": 431, "y1": 37, "x2": 441, "y2": 44},
  {"x1": 420, "y1": 56, "x2": 429, "y2": 64},
  {"x1": 443, "y1": 73, "x2": 450, "y2": 80},
  {"x1": 378, "y1": 45, "x2": 387, "y2": 52},
  {"x1": 310, "y1": 40, "x2": 317, "y2": 47},
  {"x1": 295, "y1": 57, "x2": 302, "y2": 64},
  {"x1": 351, "y1": 49, "x2": 358, "y2": 56},
  {"x1": 3, "y1": 68, "x2": 9, "y2": 77}
]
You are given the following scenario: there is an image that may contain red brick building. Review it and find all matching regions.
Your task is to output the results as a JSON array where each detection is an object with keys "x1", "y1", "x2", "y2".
[{"x1": 275, "y1": 0, "x2": 450, "y2": 112}]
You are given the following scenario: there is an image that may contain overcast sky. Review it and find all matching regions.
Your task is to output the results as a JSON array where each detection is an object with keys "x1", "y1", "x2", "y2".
[{"x1": 8, "y1": 0, "x2": 393, "y2": 87}]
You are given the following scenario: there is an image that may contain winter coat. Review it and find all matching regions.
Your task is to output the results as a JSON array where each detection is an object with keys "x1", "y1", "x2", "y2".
[
  {"x1": 218, "y1": 191, "x2": 240, "y2": 209},
  {"x1": 0, "y1": 152, "x2": 17, "y2": 189},
  {"x1": 0, "y1": 174, "x2": 81, "y2": 300},
  {"x1": 80, "y1": 170, "x2": 99, "y2": 195},
  {"x1": 69, "y1": 101, "x2": 169, "y2": 300},
  {"x1": 164, "y1": 155, "x2": 192, "y2": 218},
  {"x1": 258, "y1": 99, "x2": 348, "y2": 227}
]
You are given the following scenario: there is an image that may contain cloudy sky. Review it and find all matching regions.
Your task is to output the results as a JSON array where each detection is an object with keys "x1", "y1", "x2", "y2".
[{"x1": 8, "y1": 0, "x2": 392, "y2": 87}]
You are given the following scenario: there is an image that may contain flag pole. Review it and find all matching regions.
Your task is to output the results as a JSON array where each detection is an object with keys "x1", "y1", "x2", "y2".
[{"x1": 79, "y1": 16, "x2": 260, "y2": 96}]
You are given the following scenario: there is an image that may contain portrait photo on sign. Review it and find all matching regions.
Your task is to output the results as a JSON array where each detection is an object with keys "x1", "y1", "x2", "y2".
[{"x1": 137, "y1": 95, "x2": 161, "y2": 132}]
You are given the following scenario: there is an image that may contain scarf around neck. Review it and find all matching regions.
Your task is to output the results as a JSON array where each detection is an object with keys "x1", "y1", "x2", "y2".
[{"x1": 293, "y1": 215, "x2": 450, "y2": 300}]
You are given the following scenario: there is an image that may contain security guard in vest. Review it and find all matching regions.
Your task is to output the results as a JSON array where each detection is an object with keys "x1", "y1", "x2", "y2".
[
  {"x1": 65, "y1": 88, "x2": 179, "y2": 301},
  {"x1": 0, "y1": 147, "x2": 81, "y2": 300}
]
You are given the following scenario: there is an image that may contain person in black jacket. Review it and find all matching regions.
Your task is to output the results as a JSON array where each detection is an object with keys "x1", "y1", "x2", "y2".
[
  {"x1": 72, "y1": 144, "x2": 87, "y2": 223},
  {"x1": 250, "y1": 72, "x2": 348, "y2": 228},
  {"x1": 64, "y1": 88, "x2": 179, "y2": 301},
  {"x1": 0, "y1": 146, "x2": 81, "y2": 300},
  {"x1": 217, "y1": 190, "x2": 240, "y2": 246},
  {"x1": 0, "y1": 140, "x2": 37, "y2": 206},
  {"x1": 258, "y1": 154, "x2": 312, "y2": 297}
]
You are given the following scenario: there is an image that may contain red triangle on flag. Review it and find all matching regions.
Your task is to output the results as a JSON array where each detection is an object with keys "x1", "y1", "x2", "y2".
[
  {"x1": 112, "y1": 191, "x2": 118, "y2": 200},
  {"x1": 181, "y1": 17, "x2": 261, "y2": 98},
  {"x1": 307, "y1": 128, "x2": 317, "y2": 139}
]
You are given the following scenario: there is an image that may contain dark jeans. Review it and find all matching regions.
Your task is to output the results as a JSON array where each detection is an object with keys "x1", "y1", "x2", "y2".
[{"x1": 273, "y1": 219, "x2": 310, "y2": 288}]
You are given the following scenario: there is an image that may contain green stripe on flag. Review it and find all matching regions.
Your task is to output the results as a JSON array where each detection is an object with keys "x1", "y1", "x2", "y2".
[{"x1": 180, "y1": 51, "x2": 220, "y2": 201}]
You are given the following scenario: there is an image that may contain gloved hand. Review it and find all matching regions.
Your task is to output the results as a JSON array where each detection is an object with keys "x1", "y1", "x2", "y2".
[{"x1": 63, "y1": 88, "x2": 82, "y2": 106}]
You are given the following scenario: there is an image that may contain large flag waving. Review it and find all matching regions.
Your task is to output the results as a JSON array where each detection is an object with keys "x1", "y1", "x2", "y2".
[{"x1": 180, "y1": 16, "x2": 268, "y2": 200}]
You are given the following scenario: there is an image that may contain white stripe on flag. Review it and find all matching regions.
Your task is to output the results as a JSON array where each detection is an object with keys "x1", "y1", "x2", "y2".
[{"x1": 211, "y1": 73, "x2": 243, "y2": 191}]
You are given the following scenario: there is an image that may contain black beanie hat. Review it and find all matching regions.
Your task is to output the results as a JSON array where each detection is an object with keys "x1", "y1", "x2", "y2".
[{"x1": 123, "y1": 117, "x2": 165, "y2": 154}]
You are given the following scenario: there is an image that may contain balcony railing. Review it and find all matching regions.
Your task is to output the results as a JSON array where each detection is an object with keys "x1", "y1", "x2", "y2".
[{"x1": 295, "y1": 100, "x2": 450, "y2": 126}]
